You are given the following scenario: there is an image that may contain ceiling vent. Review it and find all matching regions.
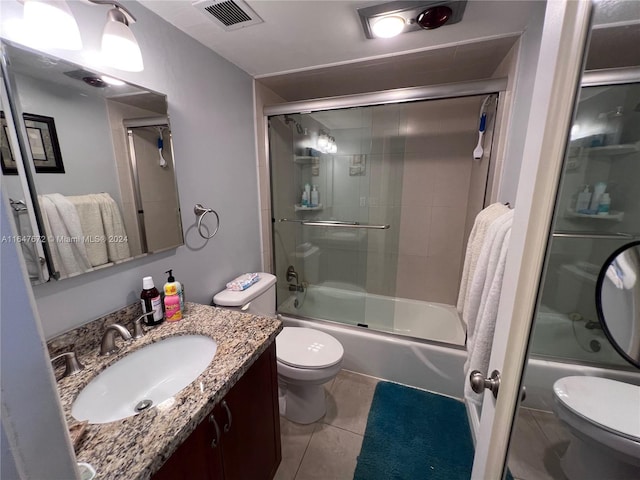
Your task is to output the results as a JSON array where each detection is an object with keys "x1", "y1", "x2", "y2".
[{"x1": 193, "y1": 0, "x2": 264, "y2": 31}]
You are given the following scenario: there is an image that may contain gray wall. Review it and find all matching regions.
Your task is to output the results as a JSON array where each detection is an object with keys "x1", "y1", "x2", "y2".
[
  {"x1": 496, "y1": 1, "x2": 546, "y2": 205},
  {"x1": 15, "y1": 73, "x2": 122, "y2": 204},
  {"x1": 2, "y1": 0, "x2": 261, "y2": 337}
]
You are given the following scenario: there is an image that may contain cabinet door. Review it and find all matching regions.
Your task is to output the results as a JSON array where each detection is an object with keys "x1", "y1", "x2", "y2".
[
  {"x1": 220, "y1": 343, "x2": 281, "y2": 480},
  {"x1": 153, "y1": 409, "x2": 224, "y2": 480}
]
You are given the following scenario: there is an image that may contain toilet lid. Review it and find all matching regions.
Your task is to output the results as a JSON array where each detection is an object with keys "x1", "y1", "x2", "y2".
[
  {"x1": 276, "y1": 327, "x2": 344, "y2": 369},
  {"x1": 553, "y1": 376, "x2": 640, "y2": 441}
]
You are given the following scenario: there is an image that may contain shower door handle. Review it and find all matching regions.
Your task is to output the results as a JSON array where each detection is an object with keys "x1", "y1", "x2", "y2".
[{"x1": 279, "y1": 219, "x2": 390, "y2": 229}]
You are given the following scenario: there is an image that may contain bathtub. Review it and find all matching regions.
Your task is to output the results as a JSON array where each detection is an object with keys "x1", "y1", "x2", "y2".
[
  {"x1": 278, "y1": 290, "x2": 640, "y2": 412},
  {"x1": 279, "y1": 284, "x2": 466, "y2": 346}
]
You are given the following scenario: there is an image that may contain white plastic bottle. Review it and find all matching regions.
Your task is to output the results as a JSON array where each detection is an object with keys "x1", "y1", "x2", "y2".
[
  {"x1": 311, "y1": 185, "x2": 319, "y2": 207},
  {"x1": 575, "y1": 186, "x2": 591, "y2": 213},
  {"x1": 589, "y1": 182, "x2": 606, "y2": 213},
  {"x1": 597, "y1": 193, "x2": 611, "y2": 215},
  {"x1": 301, "y1": 189, "x2": 309, "y2": 207}
]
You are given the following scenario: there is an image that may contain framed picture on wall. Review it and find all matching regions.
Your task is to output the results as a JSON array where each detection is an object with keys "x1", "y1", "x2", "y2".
[
  {"x1": 0, "y1": 111, "x2": 18, "y2": 175},
  {"x1": 23, "y1": 113, "x2": 65, "y2": 173}
]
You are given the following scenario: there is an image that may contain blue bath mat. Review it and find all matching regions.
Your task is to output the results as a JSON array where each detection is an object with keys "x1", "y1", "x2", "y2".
[{"x1": 354, "y1": 381, "x2": 475, "y2": 480}]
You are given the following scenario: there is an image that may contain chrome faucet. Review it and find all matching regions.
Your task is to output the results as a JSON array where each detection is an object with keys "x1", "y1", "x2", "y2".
[
  {"x1": 132, "y1": 311, "x2": 156, "y2": 339},
  {"x1": 50, "y1": 351, "x2": 84, "y2": 380},
  {"x1": 100, "y1": 323, "x2": 132, "y2": 356}
]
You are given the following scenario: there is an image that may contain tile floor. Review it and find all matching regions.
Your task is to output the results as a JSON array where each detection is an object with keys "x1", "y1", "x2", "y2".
[
  {"x1": 509, "y1": 408, "x2": 571, "y2": 480},
  {"x1": 275, "y1": 369, "x2": 570, "y2": 480}
]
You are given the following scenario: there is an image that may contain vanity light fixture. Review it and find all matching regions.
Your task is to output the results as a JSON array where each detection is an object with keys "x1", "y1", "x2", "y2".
[
  {"x1": 19, "y1": 0, "x2": 144, "y2": 71},
  {"x1": 22, "y1": 0, "x2": 83, "y2": 50},
  {"x1": 100, "y1": 5, "x2": 144, "y2": 72}
]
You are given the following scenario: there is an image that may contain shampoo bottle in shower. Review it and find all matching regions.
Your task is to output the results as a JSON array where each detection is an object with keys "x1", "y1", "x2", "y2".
[
  {"x1": 311, "y1": 185, "x2": 319, "y2": 207},
  {"x1": 589, "y1": 182, "x2": 606, "y2": 213},
  {"x1": 575, "y1": 185, "x2": 591, "y2": 213}
]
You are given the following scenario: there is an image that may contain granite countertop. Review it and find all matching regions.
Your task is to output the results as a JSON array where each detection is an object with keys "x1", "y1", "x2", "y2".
[{"x1": 52, "y1": 302, "x2": 282, "y2": 480}]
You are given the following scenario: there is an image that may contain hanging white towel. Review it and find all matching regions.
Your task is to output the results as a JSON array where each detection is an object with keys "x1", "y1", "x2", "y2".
[
  {"x1": 463, "y1": 210, "x2": 514, "y2": 341},
  {"x1": 457, "y1": 203, "x2": 510, "y2": 322},
  {"x1": 38, "y1": 194, "x2": 93, "y2": 277},
  {"x1": 93, "y1": 193, "x2": 130, "y2": 261},
  {"x1": 464, "y1": 211, "x2": 513, "y2": 407},
  {"x1": 67, "y1": 194, "x2": 109, "y2": 267}
]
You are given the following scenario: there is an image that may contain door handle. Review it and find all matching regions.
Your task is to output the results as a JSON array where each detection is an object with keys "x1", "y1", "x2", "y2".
[
  {"x1": 209, "y1": 414, "x2": 221, "y2": 448},
  {"x1": 469, "y1": 370, "x2": 526, "y2": 402},
  {"x1": 469, "y1": 370, "x2": 501, "y2": 399},
  {"x1": 222, "y1": 400, "x2": 232, "y2": 433}
]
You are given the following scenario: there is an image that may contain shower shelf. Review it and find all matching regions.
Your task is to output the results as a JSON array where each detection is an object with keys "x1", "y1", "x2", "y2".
[
  {"x1": 293, "y1": 156, "x2": 318, "y2": 165},
  {"x1": 565, "y1": 209, "x2": 624, "y2": 221},
  {"x1": 294, "y1": 204, "x2": 323, "y2": 212},
  {"x1": 585, "y1": 143, "x2": 639, "y2": 157}
]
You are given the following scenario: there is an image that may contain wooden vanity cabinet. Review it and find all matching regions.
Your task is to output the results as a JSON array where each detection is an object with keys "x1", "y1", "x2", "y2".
[{"x1": 153, "y1": 343, "x2": 281, "y2": 480}]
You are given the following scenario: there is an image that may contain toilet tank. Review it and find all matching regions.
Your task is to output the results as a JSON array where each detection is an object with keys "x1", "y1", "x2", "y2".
[{"x1": 213, "y1": 273, "x2": 277, "y2": 317}]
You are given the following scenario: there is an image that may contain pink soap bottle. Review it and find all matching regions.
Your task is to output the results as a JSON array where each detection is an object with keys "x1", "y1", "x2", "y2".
[{"x1": 163, "y1": 270, "x2": 182, "y2": 322}]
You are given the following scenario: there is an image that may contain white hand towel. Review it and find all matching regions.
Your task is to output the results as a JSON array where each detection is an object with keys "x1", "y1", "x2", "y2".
[
  {"x1": 457, "y1": 203, "x2": 510, "y2": 321},
  {"x1": 67, "y1": 194, "x2": 108, "y2": 267},
  {"x1": 464, "y1": 213, "x2": 513, "y2": 407},
  {"x1": 93, "y1": 193, "x2": 130, "y2": 261},
  {"x1": 40, "y1": 194, "x2": 93, "y2": 277}
]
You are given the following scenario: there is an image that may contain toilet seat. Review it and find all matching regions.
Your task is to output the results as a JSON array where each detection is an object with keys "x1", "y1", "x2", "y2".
[
  {"x1": 553, "y1": 376, "x2": 640, "y2": 442},
  {"x1": 276, "y1": 327, "x2": 344, "y2": 369}
]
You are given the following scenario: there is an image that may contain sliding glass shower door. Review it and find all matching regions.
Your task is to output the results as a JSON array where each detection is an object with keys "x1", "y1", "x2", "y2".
[{"x1": 269, "y1": 95, "x2": 498, "y2": 341}]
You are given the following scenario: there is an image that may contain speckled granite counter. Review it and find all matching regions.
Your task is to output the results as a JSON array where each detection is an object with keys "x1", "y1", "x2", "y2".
[{"x1": 49, "y1": 302, "x2": 282, "y2": 479}]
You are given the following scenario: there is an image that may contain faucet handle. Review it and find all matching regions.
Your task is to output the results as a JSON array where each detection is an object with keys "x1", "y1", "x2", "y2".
[
  {"x1": 51, "y1": 351, "x2": 84, "y2": 379},
  {"x1": 132, "y1": 311, "x2": 157, "y2": 339}
]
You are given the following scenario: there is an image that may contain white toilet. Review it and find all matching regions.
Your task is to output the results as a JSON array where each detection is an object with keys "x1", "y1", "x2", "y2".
[
  {"x1": 213, "y1": 273, "x2": 344, "y2": 424},
  {"x1": 552, "y1": 376, "x2": 640, "y2": 480}
]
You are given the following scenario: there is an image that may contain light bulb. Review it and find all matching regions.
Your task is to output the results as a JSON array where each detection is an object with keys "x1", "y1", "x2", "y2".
[
  {"x1": 317, "y1": 133, "x2": 329, "y2": 149},
  {"x1": 371, "y1": 16, "x2": 405, "y2": 39},
  {"x1": 23, "y1": 0, "x2": 82, "y2": 50},
  {"x1": 102, "y1": 8, "x2": 144, "y2": 72}
]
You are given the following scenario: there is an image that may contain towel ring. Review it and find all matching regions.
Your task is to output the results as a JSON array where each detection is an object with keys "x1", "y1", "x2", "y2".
[{"x1": 194, "y1": 204, "x2": 220, "y2": 239}]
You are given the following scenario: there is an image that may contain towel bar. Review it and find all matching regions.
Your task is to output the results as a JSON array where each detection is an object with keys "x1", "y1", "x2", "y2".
[
  {"x1": 194, "y1": 204, "x2": 220, "y2": 239},
  {"x1": 279, "y1": 218, "x2": 389, "y2": 230}
]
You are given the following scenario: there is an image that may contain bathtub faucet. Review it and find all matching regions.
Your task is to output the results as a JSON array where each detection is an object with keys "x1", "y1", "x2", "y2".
[{"x1": 286, "y1": 265, "x2": 305, "y2": 292}]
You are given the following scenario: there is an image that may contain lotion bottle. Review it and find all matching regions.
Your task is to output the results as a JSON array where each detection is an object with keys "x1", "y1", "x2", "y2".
[
  {"x1": 597, "y1": 193, "x2": 611, "y2": 215},
  {"x1": 163, "y1": 270, "x2": 182, "y2": 322},
  {"x1": 141, "y1": 276, "x2": 163, "y2": 326},
  {"x1": 165, "y1": 269, "x2": 184, "y2": 312}
]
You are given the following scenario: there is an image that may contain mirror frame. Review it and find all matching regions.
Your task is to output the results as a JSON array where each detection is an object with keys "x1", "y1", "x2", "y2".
[
  {"x1": 0, "y1": 39, "x2": 184, "y2": 283},
  {"x1": 595, "y1": 240, "x2": 640, "y2": 369}
]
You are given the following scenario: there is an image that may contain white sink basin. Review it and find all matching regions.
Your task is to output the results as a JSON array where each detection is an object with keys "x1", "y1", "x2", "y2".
[{"x1": 72, "y1": 335, "x2": 217, "y2": 424}]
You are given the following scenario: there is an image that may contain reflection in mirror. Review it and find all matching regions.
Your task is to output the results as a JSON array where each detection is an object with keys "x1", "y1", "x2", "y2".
[
  {"x1": 1, "y1": 40, "x2": 183, "y2": 282},
  {"x1": 1, "y1": 75, "x2": 49, "y2": 284},
  {"x1": 597, "y1": 241, "x2": 640, "y2": 368}
]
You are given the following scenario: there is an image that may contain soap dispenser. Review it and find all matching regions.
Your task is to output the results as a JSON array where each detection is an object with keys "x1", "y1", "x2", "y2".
[{"x1": 163, "y1": 270, "x2": 182, "y2": 322}]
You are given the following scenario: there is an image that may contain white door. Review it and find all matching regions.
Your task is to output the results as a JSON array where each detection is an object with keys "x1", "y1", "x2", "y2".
[{"x1": 471, "y1": 1, "x2": 594, "y2": 478}]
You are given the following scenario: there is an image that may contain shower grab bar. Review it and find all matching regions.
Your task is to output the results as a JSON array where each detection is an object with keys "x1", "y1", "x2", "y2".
[
  {"x1": 279, "y1": 219, "x2": 390, "y2": 229},
  {"x1": 552, "y1": 231, "x2": 637, "y2": 240}
]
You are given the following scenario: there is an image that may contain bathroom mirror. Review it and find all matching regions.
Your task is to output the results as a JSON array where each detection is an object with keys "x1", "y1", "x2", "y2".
[
  {"x1": 1, "y1": 40, "x2": 184, "y2": 282},
  {"x1": 596, "y1": 241, "x2": 640, "y2": 368}
]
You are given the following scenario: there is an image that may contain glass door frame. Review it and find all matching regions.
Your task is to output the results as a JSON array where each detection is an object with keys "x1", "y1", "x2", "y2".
[{"x1": 471, "y1": 1, "x2": 595, "y2": 477}]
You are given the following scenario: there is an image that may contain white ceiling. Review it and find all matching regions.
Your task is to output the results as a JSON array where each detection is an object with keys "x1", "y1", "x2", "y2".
[{"x1": 138, "y1": 0, "x2": 540, "y2": 77}]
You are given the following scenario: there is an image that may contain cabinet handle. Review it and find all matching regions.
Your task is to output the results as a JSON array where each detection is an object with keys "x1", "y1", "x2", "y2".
[
  {"x1": 209, "y1": 414, "x2": 221, "y2": 448},
  {"x1": 222, "y1": 400, "x2": 232, "y2": 433}
]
